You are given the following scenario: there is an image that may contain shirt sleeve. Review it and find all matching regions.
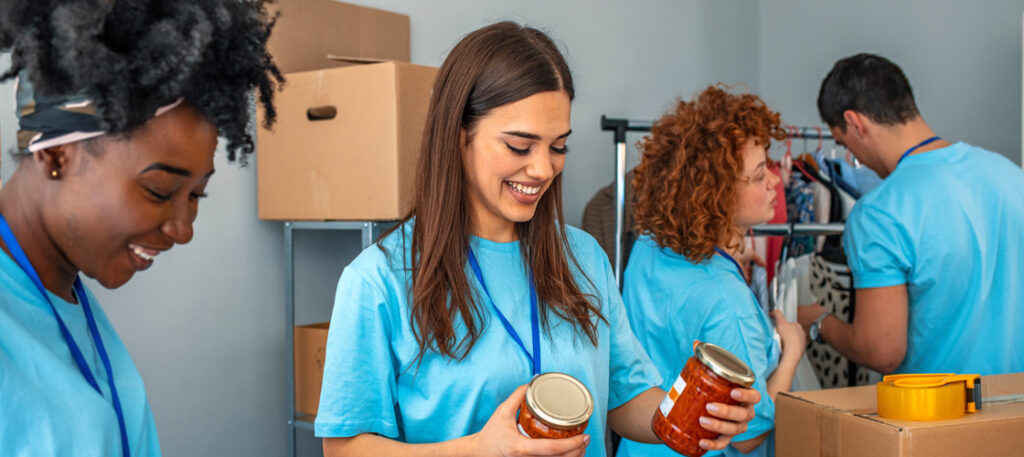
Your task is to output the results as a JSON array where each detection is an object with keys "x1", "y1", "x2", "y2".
[
  {"x1": 696, "y1": 289, "x2": 775, "y2": 442},
  {"x1": 604, "y1": 252, "x2": 664, "y2": 410},
  {"x1": 314, "y1": 265, "x2": 400, "y2": 439},
  {"x1": 844, "y1": 203, "x2": 913, "y2": 289}
]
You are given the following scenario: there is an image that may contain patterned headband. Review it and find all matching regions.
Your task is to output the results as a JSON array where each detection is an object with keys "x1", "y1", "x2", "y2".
[{"x1": 15, "y1": 72, "x2": 183, "y2": 153}]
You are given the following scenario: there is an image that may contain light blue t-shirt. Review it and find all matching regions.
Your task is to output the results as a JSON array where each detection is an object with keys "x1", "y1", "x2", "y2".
[
  {"x1": 0, "y1": 248, "x2": 161, "y2": 456},
  {"x1": 314, "y1": 220, "x2": 662, "y2": 456},
  {"x1": 844, "y1": 142, "x2": 1024, "y2": 375},
  {"x1": 618, "y1": 235, "x2": 780, "y2": 457}
]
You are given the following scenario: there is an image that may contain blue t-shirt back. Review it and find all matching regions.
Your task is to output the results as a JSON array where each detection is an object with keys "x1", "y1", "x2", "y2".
[{"x1": 844, "y1": 142, "x2": 1024, "y2": 374}]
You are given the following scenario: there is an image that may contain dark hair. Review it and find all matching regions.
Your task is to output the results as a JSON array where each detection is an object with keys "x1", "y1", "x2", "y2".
[
  {"x1": 0, "y1": 0, "x2": 283, "y2": 163},
  {"x1": 633, "y1": 85, "x2": 785, "y2": 262},
  {"x1": 817, "y1": 53, "x2": 919, "y2": 130},
  {"x1": 387, "y1": 21, "x2": 602, "y2": 363}
]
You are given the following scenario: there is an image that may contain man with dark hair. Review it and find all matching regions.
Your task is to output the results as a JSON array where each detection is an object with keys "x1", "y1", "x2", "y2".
[{"x1": 798, "y1": 53, "x2": 1024, "y2": 376}]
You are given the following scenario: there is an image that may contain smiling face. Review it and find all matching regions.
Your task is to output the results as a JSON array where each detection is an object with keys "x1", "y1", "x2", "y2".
[
  {"x1": 732, "y1": 138, "x2": 779, "y2": 230},
  {"x1": 461, "y1": 90, "x2": 571, "y2": 240},
  {"x1": 46, "y1": 103, "x2": 218, "y2": 289}
]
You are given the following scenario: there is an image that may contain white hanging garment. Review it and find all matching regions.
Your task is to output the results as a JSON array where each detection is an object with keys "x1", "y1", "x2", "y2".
[{"x1": 770, "y1": 254, "x2": 822, "y2": 391}]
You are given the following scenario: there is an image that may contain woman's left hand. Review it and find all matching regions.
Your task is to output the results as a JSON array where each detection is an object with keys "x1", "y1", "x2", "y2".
[{"x1": 697, "y1": 387, "x2": 761, "y2": 451}]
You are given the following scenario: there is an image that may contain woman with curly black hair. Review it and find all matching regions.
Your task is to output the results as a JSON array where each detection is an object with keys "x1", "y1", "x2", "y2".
[{"x1": 0, "y1": 1, "x2": 280, "y2": 455}]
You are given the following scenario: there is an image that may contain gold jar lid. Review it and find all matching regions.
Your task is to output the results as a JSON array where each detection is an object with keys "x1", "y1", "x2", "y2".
[
  {"x1": 695, "y1": 341, "x2": 756, "y2": 387},
  {"x1": 525, "y1": 372, "x2": 594, "y2": 429}
]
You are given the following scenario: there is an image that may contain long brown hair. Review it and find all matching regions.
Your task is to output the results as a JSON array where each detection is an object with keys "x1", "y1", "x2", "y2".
[{"x1": 384, "y1": 22, "x2": 604, "y2": 362}]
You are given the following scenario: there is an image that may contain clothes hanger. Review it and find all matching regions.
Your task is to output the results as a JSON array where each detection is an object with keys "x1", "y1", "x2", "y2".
[{"x1": 781, "y1": 125, "x2": 794, "y2": 187}]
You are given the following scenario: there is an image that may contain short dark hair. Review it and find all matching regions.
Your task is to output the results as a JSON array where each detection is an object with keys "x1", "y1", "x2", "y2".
[
  {"x1": 817, "y1": 53, "x2": 919, "y2": 130},
  {"x1": 0, "y1": 0, "x2": 283, "y2": 164}
]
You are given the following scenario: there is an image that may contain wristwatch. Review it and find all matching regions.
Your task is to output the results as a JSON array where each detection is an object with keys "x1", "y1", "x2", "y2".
[{"x1": 809, "y1": 312, "x2": 831, "y2": 344}]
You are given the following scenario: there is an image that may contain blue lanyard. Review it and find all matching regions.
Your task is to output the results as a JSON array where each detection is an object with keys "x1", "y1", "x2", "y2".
[
  {"x1": 714, "y1": 247, "x2": 745, "y2": 281},
  {"x1": 467, "y1": 248, "x2": 541, "y2": 376},
  {"x1": 897, "y1": 136, "x2": 941, "y2": 166},
  {"x1": 0, "y1": 215, "x2": 130, "y2": 457}
]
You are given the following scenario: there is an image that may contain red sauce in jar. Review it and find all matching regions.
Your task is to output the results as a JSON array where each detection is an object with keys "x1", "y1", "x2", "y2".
[
  {"x1": 652, "y1": 341, "x2": 755, "y2": 457},
  {"x1": 516, "y1": 372, "x2": 593, "y2": 439}
]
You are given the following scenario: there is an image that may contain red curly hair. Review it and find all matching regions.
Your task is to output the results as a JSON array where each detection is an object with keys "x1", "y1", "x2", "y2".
[{"x1": 632, "y1": 85, "x2": 785, "y2": 262}]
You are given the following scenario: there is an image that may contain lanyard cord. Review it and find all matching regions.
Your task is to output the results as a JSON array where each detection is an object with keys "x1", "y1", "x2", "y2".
[
  {"x1": 897, "y1": 136, "x2": 941, "y2": 166},
  {"x1": 714, "y1": 246, "x2": 746, "y2": 281},
  {"x1": 467, "y1": 248, "x2": 541, "y2": 376}
]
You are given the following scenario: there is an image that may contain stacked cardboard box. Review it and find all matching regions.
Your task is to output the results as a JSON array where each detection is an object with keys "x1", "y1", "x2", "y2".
[{"x1": 258, "y1": 0, "x2": 437, "y2": 221}]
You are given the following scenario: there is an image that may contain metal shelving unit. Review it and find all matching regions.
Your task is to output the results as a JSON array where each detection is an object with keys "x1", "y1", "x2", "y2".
[{"x1": 284, "y1": 221, "x2": 394, "y2": 457}]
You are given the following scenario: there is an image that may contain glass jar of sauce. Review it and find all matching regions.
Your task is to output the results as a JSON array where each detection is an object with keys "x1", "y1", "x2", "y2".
[
  {"x1": 517, "y1": 372, "x2": 593, "y2": 439},
  {"x1": 652, "y1": 341, "x2": 755, "y2": 457}
]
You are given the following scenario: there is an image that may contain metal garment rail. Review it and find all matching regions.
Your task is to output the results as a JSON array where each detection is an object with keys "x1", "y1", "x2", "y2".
[
  {"x1": 750, "y1": 223, "x2": 844, "y2": 236},
  {"x1": 600, "y1": 116, "x2": 840, "y2": 287}
]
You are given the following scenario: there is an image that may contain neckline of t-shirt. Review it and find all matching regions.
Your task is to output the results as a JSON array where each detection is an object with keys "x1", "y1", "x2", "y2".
[
  {"x1": 649, "y1": 236, "x2": 746, "y2": 282},
  {"x1": 708, "y1": 253, "x2": 746, "y2": 282},
  {"x1": 900, "y1": 141, "x2": 965, "y2": 165},
  {"x1": 470, "y1": 234, "x2": 521, "y2": 254}
]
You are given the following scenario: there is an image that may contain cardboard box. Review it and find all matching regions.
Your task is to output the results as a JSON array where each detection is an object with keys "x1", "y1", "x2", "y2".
[
  {"x1": 294, "y1": 322, "x2": 329, "y2": 416},
  {"x1": 776, "y1": 372, "x2": 1024, "y2": 456},
  {"x1": 257, "y1": 60, "x2": 437, "y2": 220},
  {"x1": 267, "y1": 0, "x2": 410, "y2": 73}
]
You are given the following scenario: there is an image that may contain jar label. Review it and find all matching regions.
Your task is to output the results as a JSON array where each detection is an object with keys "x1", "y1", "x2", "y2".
[
  {"x1": 517, "y1": 423, "x2": 530, "y2": 438},
  {"x1": 659, "y1": 375, "x2": 687, "y2": 417}
]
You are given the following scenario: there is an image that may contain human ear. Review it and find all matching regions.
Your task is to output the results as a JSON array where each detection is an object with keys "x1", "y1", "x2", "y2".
[
  {"x1": 34, "y1": 145, "x2": 70, "y2": 179},
  {"x1": 842, "y1": 110, "x2": 868, "y2": 140}
]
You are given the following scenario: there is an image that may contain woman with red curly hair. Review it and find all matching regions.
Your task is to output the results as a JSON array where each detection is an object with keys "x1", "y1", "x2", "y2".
[{"x1": 617, "y1": 85, "x2": 806, "y2": 457}]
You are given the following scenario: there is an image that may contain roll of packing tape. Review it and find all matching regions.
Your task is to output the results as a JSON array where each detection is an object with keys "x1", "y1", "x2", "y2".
[{"x1": 876, "y1": 373, "x2": 981, "y2": 421}]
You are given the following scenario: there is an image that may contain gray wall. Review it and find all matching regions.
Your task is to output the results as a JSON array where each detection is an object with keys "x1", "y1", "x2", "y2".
[
  {"x1": 757, "y1": 0, "x2": 1023, "y2": 164},
  {"x1": 0, "y1": 2, "x2": 758, "y2": 457},
  {"x1": 0, "y1": 2, "x2": 1020, "y2": 457},
  {"x1": 346, "y1": 0, "x2": 762, "y2": 224}
]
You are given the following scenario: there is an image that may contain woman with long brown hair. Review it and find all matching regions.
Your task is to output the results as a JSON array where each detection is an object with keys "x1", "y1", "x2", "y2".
[
  {"x1": 314, "y1": 24, "x2": 760, "y2": 456},
  {"x1": 618, "y1": 85, "x2": 806, "y2": 457}
]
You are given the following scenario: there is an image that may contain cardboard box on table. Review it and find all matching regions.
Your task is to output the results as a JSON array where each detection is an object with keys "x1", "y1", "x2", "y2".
[
  {"x1": 293, "y1": 322, "x2": 330, "y2": 416},
  {"x1": 776, "y1": 372, "x2": 1024, "y2": 456}
]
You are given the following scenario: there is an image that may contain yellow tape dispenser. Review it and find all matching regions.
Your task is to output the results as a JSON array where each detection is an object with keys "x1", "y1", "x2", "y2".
[{"x1": 876, "y1": 373, "x2": 982, "y2": 421}]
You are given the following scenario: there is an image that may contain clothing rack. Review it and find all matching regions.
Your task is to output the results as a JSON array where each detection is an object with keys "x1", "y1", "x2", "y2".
[
  {"x1": 600, "y1": 115, "x2": 842, "y2": 287},
  {"x1": 751, "y1": 223, "x2": 844, "y2": 237}
]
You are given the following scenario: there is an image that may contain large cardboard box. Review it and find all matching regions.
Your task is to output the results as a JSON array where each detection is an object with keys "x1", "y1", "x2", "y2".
[
  {"x1": 294, "y1": 322, "x2": 330, "y2": 416},
  {"x1": 776, "y1": 372, "x2": 1024, "y2": 456},
  {"x1": 257, "y1": 60, "x2": 437, "y2": 220},
  {"x1": 267, "y1": 0, "x2": 410, "y2": 73}
]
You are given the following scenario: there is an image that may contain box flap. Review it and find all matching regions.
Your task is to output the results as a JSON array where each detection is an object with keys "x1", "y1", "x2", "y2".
[
  {"x1": 326, "y1": 54, "x2": 391, "y2": 64},
  {"x1": 267, "y1": 0, "x2": 410, "y2": 73},
  {"x1": 784, "y1": 384, "x2": 879, "y2": 413},
  {"x1": 296, "y1": 322, "x2": 330, "y2": 331}
]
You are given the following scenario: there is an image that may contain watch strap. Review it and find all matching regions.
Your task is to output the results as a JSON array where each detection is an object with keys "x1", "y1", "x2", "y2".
[{"x1": 811, "y1": 312, "x2": 830, "y2": 344}]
